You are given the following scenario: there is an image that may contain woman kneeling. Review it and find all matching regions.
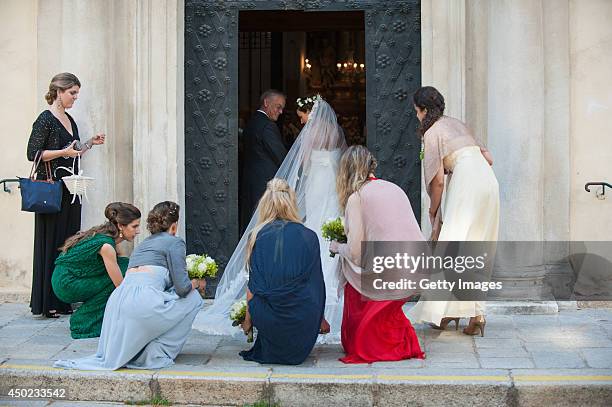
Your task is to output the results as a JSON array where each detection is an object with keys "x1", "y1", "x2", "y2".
[
  {"x1": 54, "y1": 201, "x2": 204, "y2": 370},
  {"x1": 52, "y1": 202, "x2": 141, "y2": 339},
  {"x1": 240, "y1": 178, "x2": 326, "y2": 365}
]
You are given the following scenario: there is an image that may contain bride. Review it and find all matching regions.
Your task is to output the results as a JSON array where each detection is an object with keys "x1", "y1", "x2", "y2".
[{"x1": 193, "y1": 95, "x2": 347, "y2": 343}]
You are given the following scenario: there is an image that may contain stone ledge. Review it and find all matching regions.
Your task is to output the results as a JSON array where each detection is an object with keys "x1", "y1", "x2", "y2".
[
  {"x1": 1, "y1": 363, "x2": 611, "y2": 406},
  {"x1": 486, "y1": 301, "x2": 559, "y2": 315},
  {"x1": 0, "y1": 290, "x2": 29, "y2": 304}
]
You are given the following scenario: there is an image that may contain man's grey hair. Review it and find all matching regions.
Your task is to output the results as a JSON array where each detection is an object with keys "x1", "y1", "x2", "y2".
[{"x1": 259, "y1": 89, "x2": 286, "y2": 107}]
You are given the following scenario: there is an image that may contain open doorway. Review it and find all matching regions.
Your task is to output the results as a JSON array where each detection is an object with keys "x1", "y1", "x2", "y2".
[{"x1": 238, "y1": 11, "x2": 366, "y2": 231}]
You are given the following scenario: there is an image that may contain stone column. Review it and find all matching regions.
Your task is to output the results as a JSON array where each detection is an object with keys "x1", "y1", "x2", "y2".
[
  {"x1": 0, "y1": 0, "x2": 38, "y2": 299},
  {"x1": 465, "y1": 0, "x2": 489, "y2": 146},
  {"x1": 132, "y1": 0, "x2": 185, "y2": 236},
  {"x1": 420, "y1": 0, "x2": 467, "y2": 235},
  {"x1": 542, "y1": 0, "x2": 573, "y2": 303},
  {"x1": 487, "y1": 0, "x2": 554, "y2": 311}
]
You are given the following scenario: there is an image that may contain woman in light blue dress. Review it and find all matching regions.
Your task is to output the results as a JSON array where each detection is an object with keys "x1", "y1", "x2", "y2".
[{"x1": 54, "y1": 201, "x2": 204, "y2": 370}]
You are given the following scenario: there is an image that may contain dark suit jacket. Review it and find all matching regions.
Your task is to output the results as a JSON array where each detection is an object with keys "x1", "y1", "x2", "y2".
[{"x1": 240, "y1": 111, "x2": 288, "y2": 231}]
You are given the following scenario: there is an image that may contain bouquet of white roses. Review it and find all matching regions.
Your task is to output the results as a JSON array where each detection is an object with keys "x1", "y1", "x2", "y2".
[
  {"x1": 186, "y1": 254, "x2": 218, "y2": 280},
  {"x1": 230, "y1": 299, "x2": 253, "y2": 342},
  {"x1": 321, "y1": 217, "x2": 347, "y2": 257}
]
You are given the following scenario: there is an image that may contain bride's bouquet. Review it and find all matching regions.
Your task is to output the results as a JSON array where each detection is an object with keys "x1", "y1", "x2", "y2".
[
  {"x1": 230, "y1": 300, "x2": 253, "y2": 342},
  {"x1": 186, "y1": 254, "x2": 218, "y2": 279},
  {"x1": 321, "y1": 217, "x2": 347, "y2": 257}
]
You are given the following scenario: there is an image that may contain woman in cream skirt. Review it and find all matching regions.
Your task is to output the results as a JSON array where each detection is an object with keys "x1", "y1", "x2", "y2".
[{"x1": 407, "y1": 86, "x2": 499, "y2": 336}]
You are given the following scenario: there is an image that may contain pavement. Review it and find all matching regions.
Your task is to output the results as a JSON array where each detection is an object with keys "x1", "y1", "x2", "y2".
[{"x1": 0, "y1": 302, "x2": 611, "y2": 406}]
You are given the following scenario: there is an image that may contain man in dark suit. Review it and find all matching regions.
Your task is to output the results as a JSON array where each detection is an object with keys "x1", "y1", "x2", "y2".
[{"x1": 239, "y1": 90, "x2": 288, "y2": 233}]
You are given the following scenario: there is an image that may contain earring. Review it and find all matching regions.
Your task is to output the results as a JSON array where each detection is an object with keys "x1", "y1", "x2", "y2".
[
  {"x1": 56, "y1": 96, "x2": 62, "y2": 108},
  {"x1": 119, "y1": 230, "x2": 124, "y2": 239}
]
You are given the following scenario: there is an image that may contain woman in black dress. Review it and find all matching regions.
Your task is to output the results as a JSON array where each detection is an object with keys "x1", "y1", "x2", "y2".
[{"x1": 26, "y1": 72, "x2": 106, "y2": 318}]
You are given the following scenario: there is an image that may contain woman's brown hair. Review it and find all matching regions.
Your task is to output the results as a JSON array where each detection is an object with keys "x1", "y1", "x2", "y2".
[
  {"x1": 413, "y1": 86, "x2": 445, "y2": 138},
  {"x1": 147, "y1": 201, "x2": 180, "y2": 234},
  {"x1": 296, "y1": 96, "x2": 316, "y2": 113},
  {"x1": 60, "y1": 202, "x2": 141, "y2": 252},
  {"x1": 45, "y1": 72, "x2": 81, "y2": 105}
]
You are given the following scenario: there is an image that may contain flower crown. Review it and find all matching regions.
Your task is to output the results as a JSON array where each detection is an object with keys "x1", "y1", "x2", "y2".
[{"x1": 296, "y1": 95, "x2": 319, "y2": 108}]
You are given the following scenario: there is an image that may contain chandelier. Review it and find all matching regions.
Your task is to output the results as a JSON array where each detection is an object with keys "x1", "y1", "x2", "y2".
[{"x1": 336, "y1": 61, "x2": 365, "y2": 74}]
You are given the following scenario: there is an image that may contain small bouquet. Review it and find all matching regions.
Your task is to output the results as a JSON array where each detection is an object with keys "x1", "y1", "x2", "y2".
[
  {"x1": 186, "y1": 254, "x2": 218, "y2": 279},
  {"x1": 186, "y1": 254, "x2": 218, "y2": 293},
  {"x1": 321, "y1": 217, "x2": 347, "y2": 257},
  {"x1": 230, "y1": 300, "x2": 253, "y2": 342}
]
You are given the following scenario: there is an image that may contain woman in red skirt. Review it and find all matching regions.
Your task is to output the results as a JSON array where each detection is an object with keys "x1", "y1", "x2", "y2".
[{"x1": 330, "y1": 145, "x2": 425, "y2": 364}]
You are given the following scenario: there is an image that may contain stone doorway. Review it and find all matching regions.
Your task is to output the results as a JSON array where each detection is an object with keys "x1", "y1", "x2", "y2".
[{"x1": 184, "y1": 0, "x2": 421, "y2": 295}]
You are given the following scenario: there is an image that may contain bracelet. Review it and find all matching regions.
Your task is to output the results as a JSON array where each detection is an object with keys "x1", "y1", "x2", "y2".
[{"x1": 84, "y1": 139, "x2": 94, "y2": 150}]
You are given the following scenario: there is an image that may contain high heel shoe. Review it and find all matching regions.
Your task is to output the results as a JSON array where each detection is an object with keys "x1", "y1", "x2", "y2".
[
  {"x1": 430, "y1": 317, "x2": 460, "y2": 331},
  {"x1": 463, "y1": 315, "x2": 486, "y2": 337}
]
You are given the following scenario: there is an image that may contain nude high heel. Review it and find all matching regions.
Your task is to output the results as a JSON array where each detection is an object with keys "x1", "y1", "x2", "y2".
[
  {"x1": 463, "y1": 315, "x2": 486, "y2": 337},
  {"x1": 430, "y1": 317, "x2": 460, "y2": 331}
]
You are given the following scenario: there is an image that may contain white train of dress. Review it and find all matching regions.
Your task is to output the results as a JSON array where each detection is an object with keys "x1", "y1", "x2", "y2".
[
  {"x1": 302, "y1": 149, "x2": 344, "y2": 344},
  {"x1": 192, "y1": 97, "x2": 347, "y2": 345}
]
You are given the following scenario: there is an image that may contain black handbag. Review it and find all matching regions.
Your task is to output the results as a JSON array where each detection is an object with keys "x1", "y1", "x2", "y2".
[{"x1": 18, "y1": 151, "x2": 63, "y2": 213}]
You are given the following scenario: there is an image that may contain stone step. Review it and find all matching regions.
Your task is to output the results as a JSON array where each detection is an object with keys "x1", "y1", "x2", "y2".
[{"x1": 1, "y1": 363, "x2": 611, "y2": 406}]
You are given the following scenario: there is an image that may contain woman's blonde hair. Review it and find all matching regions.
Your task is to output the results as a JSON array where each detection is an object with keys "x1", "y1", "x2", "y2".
[
  {"x1": 245, "y1": 178, "x2": 302, "y2": 269},
  {"x1": 336, "y1": 145, "x2": 378, "y2": 212}
]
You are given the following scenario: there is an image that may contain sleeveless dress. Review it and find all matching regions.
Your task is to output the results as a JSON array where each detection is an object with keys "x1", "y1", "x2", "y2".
[{"x1": 52, "y1": 234, "x2": 128, "y2": 339}]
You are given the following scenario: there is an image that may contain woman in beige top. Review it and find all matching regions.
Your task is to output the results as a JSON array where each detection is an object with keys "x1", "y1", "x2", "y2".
[{"x1": 407, "y1": 86, "x2": 500, "y2": 336}]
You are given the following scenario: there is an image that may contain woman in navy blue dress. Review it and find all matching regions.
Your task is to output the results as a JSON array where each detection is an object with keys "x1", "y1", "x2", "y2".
[{"x1": 239, "y1": 178, "x2": 326, "y2": 365}]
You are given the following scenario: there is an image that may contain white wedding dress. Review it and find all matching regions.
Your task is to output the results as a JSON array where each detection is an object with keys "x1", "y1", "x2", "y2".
[
  {"x1": 193, "y1": 97, "x2": 347, "y2": 344},
  {"x1": 303, "y1": 149, "x2": 344, "y2": 344}
]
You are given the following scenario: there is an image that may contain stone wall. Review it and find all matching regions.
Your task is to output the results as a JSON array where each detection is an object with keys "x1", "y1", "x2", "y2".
[
  {"x1": 0, "y1": 0, "x2": 37, "y2": 297},
  {"x1": 0, "y1": 0, "x2": 610, "y2": 301}
]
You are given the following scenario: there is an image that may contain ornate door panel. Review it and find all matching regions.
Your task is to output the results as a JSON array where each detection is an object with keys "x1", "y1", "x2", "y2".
[
  {"x1": 365, "y1": 2, "x2": 421, "y2": 217},
  {"x1": 185, "y1": 0, "x2": 421, "y2": 295},
  {"x1": 185, "y1": 1, "x2": 239, "y2": 296}
]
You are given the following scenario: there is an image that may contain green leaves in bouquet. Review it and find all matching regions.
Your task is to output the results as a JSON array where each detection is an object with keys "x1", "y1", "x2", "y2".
[
  {"x1": 186, "y1": 254, "x2": 218, "y2": 280},
  {"x1": 321, "y1": 217, "x2": 347, "y2": 258},
  {"x1": 321, "y1": 217, "x2": 347, "y2": 243}
]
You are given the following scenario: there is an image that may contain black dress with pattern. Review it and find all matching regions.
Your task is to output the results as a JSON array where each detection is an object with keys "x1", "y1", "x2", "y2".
[{"x1": 26, "y1": 110, "x2": 82, "y2": 315}]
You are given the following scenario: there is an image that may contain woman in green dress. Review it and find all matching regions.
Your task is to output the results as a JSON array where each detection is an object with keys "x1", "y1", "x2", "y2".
[{"x1": 52, "y1": 202, "x2": 141, "y2": 339}]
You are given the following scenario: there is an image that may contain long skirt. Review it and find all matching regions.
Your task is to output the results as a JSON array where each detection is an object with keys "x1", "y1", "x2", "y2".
[
  {"x1": 340, "y1": 283, "x2": 424, "y2": 364},
  {"x1": 408, "y1": 146, "x2": 499, "y2": 324},
  {"x1": 31, "y1": 184, "x2": 81, "y2": 315},
  {"x1": 54, "y1": 267, "x2": 204, "y2": 370}
]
